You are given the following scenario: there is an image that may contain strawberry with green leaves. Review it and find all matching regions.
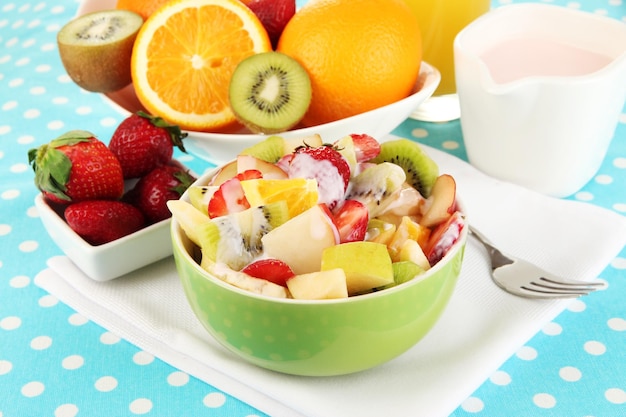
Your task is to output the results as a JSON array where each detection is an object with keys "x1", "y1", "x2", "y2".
[
  {"x1": 28, "y1": 130, "x2": 124, "y2": 204},
  {"x1": 126, "y1": 164, "x2": 196, "y2": 224},
  {"x1": 65, "y1": 200, "x2": 145, "y2": 245},
  {"x1": 109, "y1": 111, "x2": 187, "y2": 179}
]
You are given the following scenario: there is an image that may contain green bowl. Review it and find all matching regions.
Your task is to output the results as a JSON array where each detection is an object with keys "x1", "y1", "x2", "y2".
[{"x1": 171, "y1": 170, "x2": 467, "y2": 376}]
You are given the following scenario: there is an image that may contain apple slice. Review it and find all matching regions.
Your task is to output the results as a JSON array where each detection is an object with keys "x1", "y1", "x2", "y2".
[
  {"x1": 236, "y1": 154, "x2": 287, "y2": 179},
  {"x1": 420, "y1": 174, "x2": 457, "y2": 228},
  {"x1": 208, "y1": 160, "x2": 238, "y2": 186},
  {"x1": 287, "y1": 268, "x2": 348, "y2": 300},
  {"x1": 425, "y1": 211, "x2": 465, "y2": 266},
  {"x1": 283, "y1": 133, "x2": 323, "y2": 154},
  {"x1": 333, "y1": 135, "x2": 358, "y2": 177},
  {"x1": 261, "y1": 204, "x2": 339, "y2": 274},
  {"x1": 320, "y1": 241, "x2": 394, "y2": 295},
  {"x1": 349, "y1": 133, "x2": 381, "y2": 162}
]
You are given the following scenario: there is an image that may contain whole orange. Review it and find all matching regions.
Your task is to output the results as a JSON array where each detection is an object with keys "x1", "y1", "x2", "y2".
[
  {"x1": 116, "y1": 0, "x2": 172, "y2": 20},
  {"x1": 277, "y1": 0, "x2": 422, "y2": 127}
]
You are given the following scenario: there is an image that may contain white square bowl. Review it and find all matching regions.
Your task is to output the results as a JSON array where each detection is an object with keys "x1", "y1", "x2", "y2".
[{"x1": 35, "y1": 193, "x2": 173, "y2": 281}]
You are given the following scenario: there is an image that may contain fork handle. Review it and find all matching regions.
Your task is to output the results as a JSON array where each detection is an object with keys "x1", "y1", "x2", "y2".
[{"x1": 468, "y1": 226, "x2": 514, "y2": 269}]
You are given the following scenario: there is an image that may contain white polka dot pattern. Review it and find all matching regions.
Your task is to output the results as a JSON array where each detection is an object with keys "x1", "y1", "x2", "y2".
[{"x1": 0, "y1": 0, "x2": 624, "y2": 416}]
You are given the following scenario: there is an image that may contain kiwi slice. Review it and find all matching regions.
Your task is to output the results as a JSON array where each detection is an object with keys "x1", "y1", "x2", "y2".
[
  {"x1": 240, "y1": 135, "x2": 286, "y2": 163},
  {"x1": 57, "y1": 10, "x2": 143, "y2": 93},
  {"x1": 197, "y1": 201, "x2": 289, "y2": 271},
  {"x1": 391, "y1": 261, "x2": 425, "y2": 286},
  {"x1": 345, "y1": 162, "x2": 406, "y2": 217},
  {"x1": 229, "y1": 52, "x2": 312, "y2": 134},
  {"x1": 371, "y1": 139, "x2": 439, "y2": 198},
  {"x1": 188, "y1": 185, "x2": 218, "y2": 215}
]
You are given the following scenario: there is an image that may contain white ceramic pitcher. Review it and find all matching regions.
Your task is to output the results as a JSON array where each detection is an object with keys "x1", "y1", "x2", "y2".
[{"x1": 454, "y1": 4, "x2": 626, "y2": 198}]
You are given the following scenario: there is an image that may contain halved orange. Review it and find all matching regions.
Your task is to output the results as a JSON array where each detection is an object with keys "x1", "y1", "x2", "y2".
[{"x1": 131, "y1": 0, "x2": 272, "y2": 132}]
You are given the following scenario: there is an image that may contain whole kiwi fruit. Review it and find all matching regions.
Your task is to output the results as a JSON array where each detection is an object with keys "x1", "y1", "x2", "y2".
[{"x1": 57, "y1": 9, "x2": 143, "y2": 93}]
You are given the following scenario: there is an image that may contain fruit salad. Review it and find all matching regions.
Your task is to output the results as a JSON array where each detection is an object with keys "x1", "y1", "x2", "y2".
[{"x1": 168, "y1": 134, "x2": 465, "y2": 300}]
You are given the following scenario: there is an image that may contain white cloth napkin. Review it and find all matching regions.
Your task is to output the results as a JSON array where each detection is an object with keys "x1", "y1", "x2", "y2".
[{"x1": 34, "y1": 143, "x2": 626, "y2": 417}]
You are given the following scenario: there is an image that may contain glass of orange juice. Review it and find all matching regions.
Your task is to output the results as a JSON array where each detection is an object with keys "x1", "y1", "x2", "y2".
[{"x1": 403, "y1": 0, "x2": 491, "y2": 121}]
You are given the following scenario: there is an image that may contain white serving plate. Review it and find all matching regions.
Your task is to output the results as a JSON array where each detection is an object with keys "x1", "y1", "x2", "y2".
[
  {"x1": 75, "y1": 0, "x2": 440, "y2": 165},
  {"x1": 101, "y1": 62, "x2": 440, "y2": 165}
]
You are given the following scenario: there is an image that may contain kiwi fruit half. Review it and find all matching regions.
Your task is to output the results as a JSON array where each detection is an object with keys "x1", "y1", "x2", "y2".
[
  {"x1": 57, "y1": 10, "x2": 143, "y2": 93},
  {"x1": 229, "y1": 51, "x2": 312, "y2": 134},
  {"x1": 371, "y1": 139, "x2": 439, "y2": 198}
]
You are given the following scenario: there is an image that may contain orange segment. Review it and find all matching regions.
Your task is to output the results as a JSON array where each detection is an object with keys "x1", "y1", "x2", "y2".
[
  {"x1": 240, "y1": 178, "x2": 319, "y2": 219},
  {"x1": 131, "y1": 0, "x2": 272, "y2": 132}
]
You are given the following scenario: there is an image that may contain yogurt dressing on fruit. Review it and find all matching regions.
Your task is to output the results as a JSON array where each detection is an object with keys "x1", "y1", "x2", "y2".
[{"x1": 285, "y1": 152, "x2": 346, "y2": 209}]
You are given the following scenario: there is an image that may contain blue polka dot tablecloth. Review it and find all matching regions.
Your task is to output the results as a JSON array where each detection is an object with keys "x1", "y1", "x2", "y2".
[{"x1": 1, "y1": 0, "x2": 625, "y2": 416}]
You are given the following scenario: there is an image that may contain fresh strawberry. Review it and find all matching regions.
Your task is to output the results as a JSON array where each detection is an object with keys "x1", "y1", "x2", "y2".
[
  {"x1": 350, "y1": 133, "x2": 381, "y2": 162},
  {"x1": 241, "y1": 258, "x2": 295, "y2": 287},
  {"x1": 64, "y1": 200, "x2": 145, "y2": 245},
  {"x1": 333, "y1": 199, "x2": 369, "y2": 243},
  {"x1": 28, "y1": 130, "x2": 124, "y2": 204},
  {"x1": 243, "y1": 0, "x2": 295, "y2": 49},
  {"x1": 207, "y1": 169, "x2": 263, "y2": 218},
  {"x1": 285, "y1": 145, "x2": 350, "y2": 211},
  {"x1": 109, "y1": 111, "x2": 187, "y2": 179},
  {"x1": 127, "y1": 164, "x2": 196, "y2": 223},
  {"x1": 425, "y1": 211, "x2": 465, "y2": 266}
]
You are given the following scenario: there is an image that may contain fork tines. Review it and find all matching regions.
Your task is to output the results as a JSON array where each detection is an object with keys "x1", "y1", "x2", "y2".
[{"x1": 522, "y1": 277, "x2": 606, "y2": 298}]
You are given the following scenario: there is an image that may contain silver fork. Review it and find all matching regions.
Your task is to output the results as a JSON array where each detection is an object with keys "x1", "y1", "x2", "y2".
[{"x1": 469, "y1": 226, "x2": 606, "y2": 299}]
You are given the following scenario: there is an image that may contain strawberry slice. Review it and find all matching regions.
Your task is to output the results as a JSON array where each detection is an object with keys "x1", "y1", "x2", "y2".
[
  {"x1": 333, "y1": 199, "x2": 369, "y2": 243},
  {"x1": 208, "y1": 170, "x2": 262, "y2": 218},
  {"x1": 285, "y1": 145, "x2": 350, "y2": 211},
  {"x1": 241, "y1": 258, "x2": 295, "y2": 287},
  {"x1": 350, "y1": 133, "x2": 381, "y2": 162},
  {"x1": 425, "y1": 211, "x2": 465, "y2": 266}
]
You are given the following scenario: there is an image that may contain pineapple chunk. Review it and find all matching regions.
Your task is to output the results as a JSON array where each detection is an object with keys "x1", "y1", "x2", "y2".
[{"x1": 399, "y1": 239, "x2": 431, "y2": 271}]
